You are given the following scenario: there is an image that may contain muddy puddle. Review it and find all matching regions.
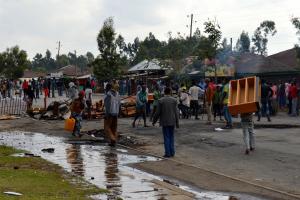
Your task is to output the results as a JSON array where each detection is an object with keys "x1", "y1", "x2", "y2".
[{"x1": 0, "y1": 131, "x2": 268, "y2": 200}]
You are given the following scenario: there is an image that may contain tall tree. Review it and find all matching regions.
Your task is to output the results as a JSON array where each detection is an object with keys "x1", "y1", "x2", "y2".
[
  {"x1": 31, "y1": 53, "x2": 43, "y2": 69},
  {"x1": 291, "y1": 17, "x2": 300, "y2": 59},
  {"x1": 252, "y1": 20, "x2": 277, "y2": 56},
  {"x1": 235, "y1": 31, "x2": 250, "y2": 53},
  {"x1": 44, "y1": 49, "x2": 56, "y2": 70},
  {"x1": 67, "y1": 52, "x2": 77, "y2": 65},
  {"x1": 197, "y1": 18, "x2": 222, "y2": 60},
  {"x1": 86, "y1": 52, "x2": 95, "y2": 64},
  {"x1": 0, "y1": 46, "x2": 29, "y2": 79},
  {"x1": 92, "y1": 17, "x2": 122, "y2": 81},
  {"x1": 56, "y1": 54, "x2": 70, "y2": 68}
]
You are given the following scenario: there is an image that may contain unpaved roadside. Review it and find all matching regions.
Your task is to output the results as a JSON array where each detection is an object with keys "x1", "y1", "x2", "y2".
[{"x1": 1, "y1": 116, "x2": 300, "y2": 200}]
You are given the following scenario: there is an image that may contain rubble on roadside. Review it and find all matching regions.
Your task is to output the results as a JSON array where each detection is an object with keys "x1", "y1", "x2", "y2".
[
  {"x1": 82, "y1": 129, "x2": 144, "y2": 146},
  {"x1": 0, "y1": 115, "x2": 20, "y2": 120},
  {"x1": 120, "y1": 96, "x2": 136, "y2": 117},
  {"x1": 27, "y1": 96, "x2": 138, "y2": 120}
]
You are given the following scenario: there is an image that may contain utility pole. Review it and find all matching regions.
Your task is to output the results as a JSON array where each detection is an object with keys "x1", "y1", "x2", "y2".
[
  {"x1": 57, "y1": 41, "x2": 61, "y2": 58},
  {"x1": 56, "y1": 41, "x2": 61, "y2": 69},
  {"x1": 74, "y1": 50, "x2": 77, "y2": 78},
  {"x1": 190, "y1": 14, "x2": 193, "y2": 39}
]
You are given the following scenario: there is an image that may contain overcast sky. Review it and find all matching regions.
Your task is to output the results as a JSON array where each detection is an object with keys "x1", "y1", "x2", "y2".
[{"x1": 0, "y1": 0, "x2": 299, "y2": 59}]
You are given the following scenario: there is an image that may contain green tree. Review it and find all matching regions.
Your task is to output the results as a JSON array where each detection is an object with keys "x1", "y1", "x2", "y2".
[
  {"x1": 252, "y1": 20, "x2": 277, "y2": 56},
  {"x1": 291, "y1": 17, "x2": 300, "y2": 59},
  {"x1": 92, "y1": 17, "x2": 122, "y2": 81},
  {"x1": 196, "y1": 18, "x2": 222, "y2": 60},
  {"x1": 56, "y1": 54, "x2": 70, "y2": 68},
  {"x1": 77, "y1": 55, "x2": 88, "y2": 72},
  {"x1": 44, "y1": 49, "x2": 56, "y2": 70},
  {"x1": 31, "y1": 53, "x2": 43, "y2": 69},
  {"x1": 86, "y1": 52, "x2": 95, "y2": 64},
  {"x1": 0, "y1": 46, "x2": 29, "y2": 79},
  {"x1": 67, "y1": 52, "x2": 77, "y2": 65},
  {"x1": 235, "y1": 31, "x2": 250, "y2": 53}
]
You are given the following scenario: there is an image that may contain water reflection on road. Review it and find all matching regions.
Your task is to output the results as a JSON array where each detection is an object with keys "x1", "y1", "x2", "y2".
[{"x1": 0, "y1": 131, "x2": 267, "y2": 200}]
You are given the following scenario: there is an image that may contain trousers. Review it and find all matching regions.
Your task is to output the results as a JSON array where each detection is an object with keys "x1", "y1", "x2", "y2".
[
  {"x1": 104, "y1": 116, "x2": 118, "y2": 143},
  {"x1": 162, "y1": 126, "x2": 175, "y2": 157},
  {"x1": 241, "y1": 121, "x2": 255, "y2": 150},
  {"x1": 223, "y1": 105, "x2": 232, "y2": 125}
]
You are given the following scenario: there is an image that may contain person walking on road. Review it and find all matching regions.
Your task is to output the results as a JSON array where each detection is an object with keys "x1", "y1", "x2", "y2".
[
  {"x1": 70, "y1": 90, "x2": 85, "y2": 137},
  {"x1": 150, "y1": 84, "x2": 161, "y2": 121},
  {"x1": 152, "y1": 87, "x2": 179, "y2": 158},
  {"x1": 241, "y1": 112, "x2": 255, "y2": 155},
  {"x1": 85, "y1": 82, "x2": 93, "y2": 120},
  {"x1": 104, "y1": 83, "x2": 121, "y2": 147},
  {"x1": 222, "y1": 78, "x2": 233, "y2": 128},
  {"x1": 205, "y1": 78, "x2": 214, "y2": 125},
  {"x1": 290, "y1": 81, "x2": 298, "y2": 116},
  {"x1": 132, "y1": 85, "x2": 148, "y2": 127},
  {"x1": 258, "y1": 80, "x2": 272, "y2": 122},
  {"x1": 189, "y1": 81, "x2": 203, "y2": 120},
  {"x1": 213, "y1": 84, "x2": 223, "y2": 121}
]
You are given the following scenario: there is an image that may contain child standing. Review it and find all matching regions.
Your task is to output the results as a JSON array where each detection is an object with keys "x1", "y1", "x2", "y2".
[
  {"x1": 241, "y1": 112, "x2": 255, "y2": 155},
  {"x1": 70, "y1": 91, "x2": 85, "y2": 137}
]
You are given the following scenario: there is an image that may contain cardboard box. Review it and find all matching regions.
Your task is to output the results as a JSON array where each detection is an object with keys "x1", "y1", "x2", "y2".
[{"x1": 228, "y1": 76, "x2": 260, "y2": 115}]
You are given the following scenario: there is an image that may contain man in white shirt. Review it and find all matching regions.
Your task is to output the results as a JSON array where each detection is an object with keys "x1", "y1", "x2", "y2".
[
  {"x1": 189, "y1": 81, "x2": 204, "y2": 120},
  {"x1": 179, "y1": 87, "x2": 190, "y2": 118},
  {"x1": 85, "y1": 82, "x2": 93, "y2": 120}
]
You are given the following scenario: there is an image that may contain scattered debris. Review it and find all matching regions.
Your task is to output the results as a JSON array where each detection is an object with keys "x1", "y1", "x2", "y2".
[
  {"x1": 229, "y1": 196, "x2": 239, "y2": 200},
  {"x1": 84, "y1": 129, "x2": 106, "y2": 138},
  {"x1": 0, "y1": 115, "x2": 20, "y2": 120},
  {"x1": 24, "y1": 152, "x2": 40, "y2": 157},
  {"x1": 41, "y1": 148, "x2": 55, "y2": 153},
  {"x1": 120, "y1": 96, "x2": 136, "y2": 117},
  {"x1": 163, "y1": 179, "x2": 179, "y2": 187},
  {"x1": 214, "y1": 128, "x2": 224, "y2": 131},
  {"x1": 4, "y1": 191, "x2": 23, "y2": 196},
  {"x1": 41, "y1": 101, "x2": 70, "y2": 120}
]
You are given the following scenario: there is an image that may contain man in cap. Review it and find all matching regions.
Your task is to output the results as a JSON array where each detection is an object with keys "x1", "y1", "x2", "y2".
[{"x1": 104, "y1": 83, "x2": 121, "y2": 147}]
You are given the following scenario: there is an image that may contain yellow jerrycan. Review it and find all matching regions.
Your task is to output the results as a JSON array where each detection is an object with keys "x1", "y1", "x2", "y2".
[{"x1": 64, "y1": 118, "x2": 75, "y2": 132}]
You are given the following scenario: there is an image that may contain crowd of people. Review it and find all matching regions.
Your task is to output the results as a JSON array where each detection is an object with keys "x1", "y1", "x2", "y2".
[
  {"x1": 129, "y1": 78, "x2": 300, "y2": 129},
  {"x1": 2, "y1": 76, "x2": 299, "y2": 156}
]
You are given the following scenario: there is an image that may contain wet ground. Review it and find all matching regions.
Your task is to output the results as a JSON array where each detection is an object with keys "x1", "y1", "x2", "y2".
[{"x1": 0, "y1": 131, "x2": 270, "y2": 200}]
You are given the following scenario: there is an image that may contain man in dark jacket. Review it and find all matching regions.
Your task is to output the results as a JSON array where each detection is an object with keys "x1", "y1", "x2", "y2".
[
  {"x1": 258, "y1": 80, "x2": 272, "y2": 122},
  {"x1": 152, "y1": 87, "x2": 179, "y2": 158}
]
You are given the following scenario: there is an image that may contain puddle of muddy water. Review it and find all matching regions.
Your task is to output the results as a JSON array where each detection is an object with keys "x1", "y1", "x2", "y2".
[{"x1": 0, "y1": 131, "x2": 267, "y2": 200}]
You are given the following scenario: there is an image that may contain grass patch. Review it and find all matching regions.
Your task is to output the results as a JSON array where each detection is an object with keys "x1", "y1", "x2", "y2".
[
  {"x1": 0, "y1": 146, "x2": 24, "y2": 156},
  {"x1": 0, "y1": 145, "x2": 107, "y2": 199}
]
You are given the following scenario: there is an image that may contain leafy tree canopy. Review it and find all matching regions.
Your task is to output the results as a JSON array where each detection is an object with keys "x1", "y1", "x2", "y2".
[
  {"x1": 0, "y1": 46, "x2": 30, "y2": 79},
  {"x1": 92, "y1": 17, "x2": 123, "y2": 81},
  {"x1": 252, "y1": 20, "x2": 277, "y2": 56},
  {"x1": 235, "y1": 31, "x2": 250, "y2": 53}
]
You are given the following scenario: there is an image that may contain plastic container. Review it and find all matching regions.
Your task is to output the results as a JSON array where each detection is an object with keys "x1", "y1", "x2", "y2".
[{"x1": 64, "y1": 118, "x2": 75, "y2": 132}]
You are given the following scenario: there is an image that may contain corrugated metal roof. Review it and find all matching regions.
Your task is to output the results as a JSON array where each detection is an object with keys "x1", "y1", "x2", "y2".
[{"x1": 128, "y1": 59, "x2": 170, "y2": 72}]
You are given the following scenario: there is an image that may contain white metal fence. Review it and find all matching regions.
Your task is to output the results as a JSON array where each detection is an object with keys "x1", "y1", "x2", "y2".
[{"x1": 0, "y1": 98, "x2": 27, "y2": 115}]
